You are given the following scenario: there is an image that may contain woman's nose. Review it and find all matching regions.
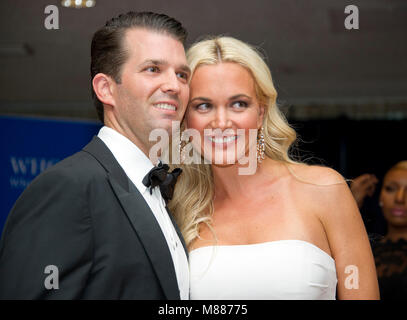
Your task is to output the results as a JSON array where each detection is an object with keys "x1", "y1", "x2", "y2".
[
  {"x1": 210, "y1": 107, "x2": 232, "y2": 130},
  {"x1": 395, "y1": 187, "x2": 406, "y2": 204}
]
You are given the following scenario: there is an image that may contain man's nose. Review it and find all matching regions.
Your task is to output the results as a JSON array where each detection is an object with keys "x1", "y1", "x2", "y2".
[{"x1": 161, "y1": 71, "x2": 181, "y2": 94}]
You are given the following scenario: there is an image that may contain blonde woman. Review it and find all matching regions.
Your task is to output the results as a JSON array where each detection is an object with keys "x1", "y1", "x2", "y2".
[{"x1": 169, "y1": 36, "x2": 379, "y2": 299}]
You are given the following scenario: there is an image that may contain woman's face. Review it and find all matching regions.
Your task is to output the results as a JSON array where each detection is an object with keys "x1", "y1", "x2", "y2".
[
  {"x1": 380, "y1": 169, "x2": 407, "y2": 227},
  {"x1": 184, "y1": 62, "x2": 264, "y2": 166}
]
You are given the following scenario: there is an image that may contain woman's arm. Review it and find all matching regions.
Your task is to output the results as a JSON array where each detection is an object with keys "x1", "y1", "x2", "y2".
[{"x1": 316, "y1": 168, "x2": 380, "y2": 299}]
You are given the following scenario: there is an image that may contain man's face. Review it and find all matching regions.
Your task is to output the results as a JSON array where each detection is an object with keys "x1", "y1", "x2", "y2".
[{"x1": 111, "y1": 28, "x2": 190, "y2": 154}]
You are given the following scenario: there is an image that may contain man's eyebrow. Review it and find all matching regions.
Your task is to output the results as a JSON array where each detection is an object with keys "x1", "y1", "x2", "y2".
[
  {"x1": 139, "y1": 59, "x2": 191, "y2": 74},
  {"x1": 179, "y1": 64, "x2": 191, "y2": 75},
  {"x1": 139, "y1": 59, "x2": 166, "y2": 67}
]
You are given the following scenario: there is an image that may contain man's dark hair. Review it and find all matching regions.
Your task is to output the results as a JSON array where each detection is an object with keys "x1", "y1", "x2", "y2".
[{"x1": 90, "y1": 11, "x2": 187, "y2": 122}]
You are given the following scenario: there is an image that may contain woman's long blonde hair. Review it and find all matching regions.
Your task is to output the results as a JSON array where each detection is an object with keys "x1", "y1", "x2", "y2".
[{"x1": 169, "y1": 36, "x2": 298, "y2": 248}]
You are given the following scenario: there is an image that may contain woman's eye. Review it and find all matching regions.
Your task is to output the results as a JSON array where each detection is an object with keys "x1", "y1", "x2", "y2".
[
  {"x1": 195, "y1": 103, "x2": 210, "y2": 111},
  {"x1": 384, "y1": 185, "x2": 397, "y2": 192},
  {"x1": 232, "y1": 101, "x2": 248, "y2": 109}
]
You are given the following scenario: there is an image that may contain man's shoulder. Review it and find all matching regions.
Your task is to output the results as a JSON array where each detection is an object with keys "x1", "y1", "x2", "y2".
[
  {"x1": 32, "y1": 147, "x2": 107, "y2": 187},
  {"x1": 53, "y1": 149, "x2": 102, "y2": 173}
]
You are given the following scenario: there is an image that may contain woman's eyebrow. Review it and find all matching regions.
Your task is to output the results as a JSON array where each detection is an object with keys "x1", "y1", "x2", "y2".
[
  {"x1": 190, "y1": 97, "x2": 211, "y2": 103},
  {"x1": 228, "y1": 94, "x2": 252, "y2": 100},
  {"x1": 190, "y1": 94, "x2": 252, "y2": 103}
]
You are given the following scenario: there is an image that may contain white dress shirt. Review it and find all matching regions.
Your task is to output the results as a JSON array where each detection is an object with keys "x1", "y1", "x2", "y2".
[{"x1": 98, "y1": 126, "x2": 189, "y2": 300}]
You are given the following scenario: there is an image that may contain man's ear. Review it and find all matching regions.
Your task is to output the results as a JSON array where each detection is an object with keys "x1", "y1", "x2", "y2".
[{"x1": 92, "y1": 73, "x2": 116, "y2": 107}]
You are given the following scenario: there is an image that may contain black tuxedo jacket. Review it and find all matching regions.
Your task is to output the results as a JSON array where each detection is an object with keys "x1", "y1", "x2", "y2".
[{"x1": 0, "y1": 137, "x2": 187, "y2": 299}]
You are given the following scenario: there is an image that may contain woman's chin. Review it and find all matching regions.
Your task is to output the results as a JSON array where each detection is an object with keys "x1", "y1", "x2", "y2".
[
  {"x1": 211, "y1": 161, "x2": 237, "y2": 168},
  {"x1": 204, "y1": 154, "x2": 248, "y2": 167}
]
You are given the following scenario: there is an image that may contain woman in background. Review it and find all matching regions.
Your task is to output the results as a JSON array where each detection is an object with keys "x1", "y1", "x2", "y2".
[
  {"x1": 169, "y1": 36, "x2": 379, "y2": 299},
  {"x1": 371, "y1": 161, "x2": 407, "y2": 299}
]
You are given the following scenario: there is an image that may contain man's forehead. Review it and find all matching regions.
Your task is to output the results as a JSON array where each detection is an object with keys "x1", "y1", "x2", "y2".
[
  {"x1": 124, "y1": 27, "x2": 184, "y2": 51},
  {"x1": 122, "y1": 28, "x2": 186, "y2": 64},
  {"x1": 122, "y1": 35, "x2": 186, "y2": 77}
]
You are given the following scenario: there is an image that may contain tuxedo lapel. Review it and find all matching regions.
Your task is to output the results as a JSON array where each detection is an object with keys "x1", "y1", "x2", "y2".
[
  {"x1": 82, "y1": 136, "x2": 180, "y2": 300},
  {"x1": 108, "y1": 177, "x2": 180, "y2": 300},
  {"x1": 83, "y1": 137, "x2": 129, "y2": 191}
]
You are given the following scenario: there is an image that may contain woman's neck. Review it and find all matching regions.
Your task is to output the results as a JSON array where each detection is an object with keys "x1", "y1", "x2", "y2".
[
  {"x1": 385, "y1": 225, "x2": 407, "y2": 242},
  {"x1": 211, "y1": 158, "x2": 285, "y2": 202}
]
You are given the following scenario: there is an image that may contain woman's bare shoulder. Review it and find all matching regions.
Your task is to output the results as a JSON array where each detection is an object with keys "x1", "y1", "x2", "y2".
[
  {"x1": 286, "y1": 162, "x2": 354, "y2": 217},
  {"x1": 286, "y1": 162, "x2": 347, "y2": 187},
  {"x1": 290, "y1": 165, "x2": 363, "y2": 242}
]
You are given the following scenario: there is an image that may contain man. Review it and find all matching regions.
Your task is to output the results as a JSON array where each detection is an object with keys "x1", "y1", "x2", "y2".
[{"x1": 0, "y1": 11, "x2": 190, "y2": 299}]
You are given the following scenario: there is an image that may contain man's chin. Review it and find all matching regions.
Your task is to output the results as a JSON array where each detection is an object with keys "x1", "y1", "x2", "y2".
[
  {"x1": 159, "y1": 118, "x2": 182, "y2": 132},
  {"x1": 147, "y1": 120, "x2": 178, "y2": 144}
]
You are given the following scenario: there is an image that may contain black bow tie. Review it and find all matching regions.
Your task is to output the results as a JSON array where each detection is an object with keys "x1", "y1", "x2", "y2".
[{"x1": 142, "y1": 160, "x2": 182, "y2": 204}]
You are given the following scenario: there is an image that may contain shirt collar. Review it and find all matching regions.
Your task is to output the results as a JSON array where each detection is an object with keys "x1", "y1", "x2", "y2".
[{"x1": 97, "y1": 126, "x2": 155, "y2": 193}]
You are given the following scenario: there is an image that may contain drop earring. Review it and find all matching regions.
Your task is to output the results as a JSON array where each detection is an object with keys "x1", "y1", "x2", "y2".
[{"x1": 257, "y1": 126, "x2": 265, "y2": 163}]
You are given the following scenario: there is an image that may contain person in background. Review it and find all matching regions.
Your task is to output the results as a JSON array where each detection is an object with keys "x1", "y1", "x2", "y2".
[
  {"x1": 370, "y1": 161, "x2": 407, "y2": 299},
  {"x1": 350, "y1": 173, "x2": 378, "y2": 209},
  {"x1": 350, "y1": 172, "x2": 386, "y2": 237}
]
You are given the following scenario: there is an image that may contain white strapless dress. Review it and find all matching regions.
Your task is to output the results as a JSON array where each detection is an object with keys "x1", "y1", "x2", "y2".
[{"x1": 189, "y1": 240, "x2": 337, "y2": 300}]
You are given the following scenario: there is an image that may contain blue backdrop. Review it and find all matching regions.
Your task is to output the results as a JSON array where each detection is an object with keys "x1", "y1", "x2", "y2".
[{"x1": 0, "y1": 115, "x2": 102, "y2": 235}]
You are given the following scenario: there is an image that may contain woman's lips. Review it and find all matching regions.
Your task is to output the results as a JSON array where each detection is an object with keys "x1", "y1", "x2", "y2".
[
  {"x1": 207, "y1": 135, "x2": 237, "y2": 144},
  {"x1": 204, "y1": 135, "x2": 241, "y2": 149},
  {"x1": 390, "y1": 208, "x2": 407, "y2": 217}
]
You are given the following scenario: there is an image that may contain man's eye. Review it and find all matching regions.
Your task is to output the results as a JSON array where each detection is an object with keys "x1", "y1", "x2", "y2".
[
  {"x1": 146, "y1": 66, "x2": 159, "y2": 72},
  {"x1": 177, "y1": 72, "x2": 188, "y2": 80}
]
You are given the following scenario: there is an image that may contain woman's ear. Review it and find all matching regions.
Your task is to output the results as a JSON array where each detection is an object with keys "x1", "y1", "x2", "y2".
[
  {"x1": 258, "y1": 104, "x2": 265, "y2": 129},
  {"x1": 379, "y1": 193, "x2": 384, "y2": 207},
  {"x1": 92, "y1": 73, "x2": 116, "y2": 108}
]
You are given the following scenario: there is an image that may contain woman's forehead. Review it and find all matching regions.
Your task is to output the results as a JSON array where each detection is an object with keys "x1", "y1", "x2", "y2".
[{"x1": 190, "y1": 63, "x2": 256, "y2": 96}]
